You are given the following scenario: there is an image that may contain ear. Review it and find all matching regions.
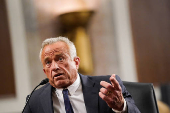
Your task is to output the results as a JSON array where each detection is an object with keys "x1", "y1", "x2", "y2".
[
  {"x1": 74, "y1": 57, "x2": 80, "y2": 69},
  {"x1": 43, "y1": 68, "x2": 46, "y2": 74}
]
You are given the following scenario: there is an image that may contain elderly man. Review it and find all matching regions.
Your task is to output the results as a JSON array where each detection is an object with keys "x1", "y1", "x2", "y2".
[{"x1": 23, "y1": 36, "x2": 140, "y2": 113}]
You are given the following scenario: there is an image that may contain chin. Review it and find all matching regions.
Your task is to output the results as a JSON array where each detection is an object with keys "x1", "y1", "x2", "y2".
[{"x1": 55, "y1": 81, "x2": 72, "y2": 88}]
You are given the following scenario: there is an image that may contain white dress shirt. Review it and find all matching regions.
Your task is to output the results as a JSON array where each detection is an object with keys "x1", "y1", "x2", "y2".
[
  {"x1": 52, "y1": 74, "x2": 127, "y2": 113},
  {"x1": 52, "y1": 74, "x2": 87, "y2": 113}
]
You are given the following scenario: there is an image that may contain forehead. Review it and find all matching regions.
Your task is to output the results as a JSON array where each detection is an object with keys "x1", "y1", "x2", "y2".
[{"x1": 41, "y1": 41, "x2": 69, "y2": 58}]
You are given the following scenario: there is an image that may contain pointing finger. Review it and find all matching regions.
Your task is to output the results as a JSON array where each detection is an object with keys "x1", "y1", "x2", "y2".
[{"x1": 110, "y1": 74, "x2": 121, "y2": 91}]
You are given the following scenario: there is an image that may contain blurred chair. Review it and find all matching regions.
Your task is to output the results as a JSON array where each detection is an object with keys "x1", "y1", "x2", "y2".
[{"x1": 123, "y1": 81, "x2": 159, "y2": 113}]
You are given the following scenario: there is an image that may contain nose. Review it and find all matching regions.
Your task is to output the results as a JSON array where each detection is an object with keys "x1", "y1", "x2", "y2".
[{"x1": 51, "y1": 61, "x2": 59, "y2": 71}]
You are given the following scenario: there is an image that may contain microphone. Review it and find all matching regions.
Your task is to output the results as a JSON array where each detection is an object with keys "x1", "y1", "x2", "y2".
[
  {"x1": 22, "y1": 78, "x2": 49, "y2": 113},
  {"x1": 39, "y1": 78, "x2": 49, "y2": 85}
]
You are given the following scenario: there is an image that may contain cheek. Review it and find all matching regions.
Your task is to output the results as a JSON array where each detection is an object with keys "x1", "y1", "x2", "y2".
[
  {"x1": 44, "y1": 68, "x2": 52, "y2": 78},
  {"x1": 45, "y1": 69, "x2": 56, "y2": 86},
  {"x1": 59, "y1": 62, "x2": 77, "y2": 79},
  {"x1": 67, "y1": 64, "x2": 77, "y2": 78}
]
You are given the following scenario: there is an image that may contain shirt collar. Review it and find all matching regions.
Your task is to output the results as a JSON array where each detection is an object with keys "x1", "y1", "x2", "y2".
[{"x1": 55, "y1": 73, "x2": 80, "y2": 96}]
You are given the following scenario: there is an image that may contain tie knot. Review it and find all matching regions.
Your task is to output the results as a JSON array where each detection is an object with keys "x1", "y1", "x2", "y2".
[{"x1": 63, "y1": 89, "x2": 69, "y2": 95}]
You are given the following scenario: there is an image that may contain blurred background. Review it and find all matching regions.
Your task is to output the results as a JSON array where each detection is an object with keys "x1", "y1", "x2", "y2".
[{"x1": 0, "y1": 0, "x2": 170, "y2": 112}]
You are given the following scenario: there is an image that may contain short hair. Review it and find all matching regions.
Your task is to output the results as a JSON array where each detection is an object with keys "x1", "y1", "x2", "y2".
[{"x1": 39, "y1": 36, "x2": 77, "y2": 61}]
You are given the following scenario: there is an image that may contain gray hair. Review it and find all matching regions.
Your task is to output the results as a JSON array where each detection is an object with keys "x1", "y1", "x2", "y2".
[{"x1": 39, "y1": 36, "x2": 77, "y2": 61}]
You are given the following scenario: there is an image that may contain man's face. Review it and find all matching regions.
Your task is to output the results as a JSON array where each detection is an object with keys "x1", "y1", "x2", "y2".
[{"x1": 41, "y1": 41, "x2": 80, "y2": 88}]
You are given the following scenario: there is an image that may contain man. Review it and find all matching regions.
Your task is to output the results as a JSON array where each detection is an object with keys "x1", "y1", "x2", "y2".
[{"x1": 23, "y1": 36, "x2": 140, "y2": 113}]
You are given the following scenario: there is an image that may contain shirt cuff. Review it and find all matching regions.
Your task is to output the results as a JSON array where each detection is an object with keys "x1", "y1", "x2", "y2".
[{"x1": 112, "y1": 98, "x2": 127, "y2": 113}]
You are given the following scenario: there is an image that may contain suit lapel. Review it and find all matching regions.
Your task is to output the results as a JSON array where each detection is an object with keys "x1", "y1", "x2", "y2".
[
  {"x1": 80, "y1": 74, "x2": 99, "y2": 113},
  {"x1": 40, "y1": 83, "x2": 54, "y2": 113}
]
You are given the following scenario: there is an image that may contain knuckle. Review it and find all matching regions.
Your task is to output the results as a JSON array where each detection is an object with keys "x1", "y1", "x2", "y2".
[{"x1": 104, "y1": 90, "x2": 107, "y2": 94}]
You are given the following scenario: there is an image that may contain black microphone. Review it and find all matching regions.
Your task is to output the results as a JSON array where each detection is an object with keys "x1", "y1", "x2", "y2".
[
  {"x1": 22, "y1": 78, "x2": 49, "y2": 113},
  {"x1": 39, "y1": 78, "x2": 49, "y2": 85}
]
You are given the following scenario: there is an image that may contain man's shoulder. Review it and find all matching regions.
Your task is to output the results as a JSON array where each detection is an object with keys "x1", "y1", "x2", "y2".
[{"x1": 31, "y1": 83, "x2": 52, "y2": 97}]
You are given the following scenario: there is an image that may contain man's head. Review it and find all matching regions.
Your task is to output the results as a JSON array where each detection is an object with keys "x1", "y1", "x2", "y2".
[{"x1": 40, "y1": 36, "x2": 80, "y2": 88}]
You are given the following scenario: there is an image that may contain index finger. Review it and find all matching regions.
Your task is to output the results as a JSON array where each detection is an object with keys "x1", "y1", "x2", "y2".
[{"x1": 110, "y1": 74, "x2": 121, "y2": 91}]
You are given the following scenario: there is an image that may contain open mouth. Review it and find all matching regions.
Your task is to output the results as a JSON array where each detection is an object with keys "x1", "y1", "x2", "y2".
[{"x1": 54, "y1": 73, "x2": 64, "y2": 78}]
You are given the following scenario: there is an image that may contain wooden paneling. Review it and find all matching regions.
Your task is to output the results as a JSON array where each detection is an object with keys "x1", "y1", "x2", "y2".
[
  {"x1": 0, "y1": 0, "x2": 16, "y2": 97},
  {"x1": 129, "y1": 0, "x2": 170, "y2": 85}
]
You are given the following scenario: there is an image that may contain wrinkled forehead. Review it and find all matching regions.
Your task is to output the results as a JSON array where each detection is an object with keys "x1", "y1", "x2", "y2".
[{"x1": 41, "y1": 41, "x2": 70, "y2": 58}]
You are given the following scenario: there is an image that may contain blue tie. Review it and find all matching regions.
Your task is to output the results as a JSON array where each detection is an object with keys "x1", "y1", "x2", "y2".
[{"x1": 63, "y1": 89, "x2": 74, "y2": 113}]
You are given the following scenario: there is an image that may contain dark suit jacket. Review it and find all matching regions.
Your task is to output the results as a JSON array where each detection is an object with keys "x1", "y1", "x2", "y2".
[{"x1": 23, "y1": 74, "x2": 140, "y2": 113}]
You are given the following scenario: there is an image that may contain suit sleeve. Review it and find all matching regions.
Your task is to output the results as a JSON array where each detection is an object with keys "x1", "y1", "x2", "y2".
[{"x1": 115, "y1": 75, "x2": 141, "y2": 113}]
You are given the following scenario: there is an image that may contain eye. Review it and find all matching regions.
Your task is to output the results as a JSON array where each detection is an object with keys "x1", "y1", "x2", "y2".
[
  {"x1": 59, "y1": 57, "x2": 64, "y2": 61},
  {"x1": 45, "y1": 60, "x2": 51, "y2": 65}
]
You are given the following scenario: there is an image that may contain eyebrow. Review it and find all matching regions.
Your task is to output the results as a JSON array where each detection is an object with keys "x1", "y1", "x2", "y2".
[
  {"x1": 43, "y1": 57, "x2": 50, "y2": 63},
  {"x1": 43, "y1": 53, "x2": 65, "y2": 62},
  {"x1": 55, "y1": 53, "x2": 67, "y2": 58}
]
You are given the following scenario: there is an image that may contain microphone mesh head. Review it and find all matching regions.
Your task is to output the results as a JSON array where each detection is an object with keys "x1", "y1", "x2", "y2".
[{"x1": 40, "y1": 78, "x2": 49, "y2": 85}]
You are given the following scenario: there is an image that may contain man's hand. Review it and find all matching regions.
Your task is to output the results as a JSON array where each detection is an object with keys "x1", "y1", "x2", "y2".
[{"x1": 99, "y1": 74, "x2": 124, "y2": 111}]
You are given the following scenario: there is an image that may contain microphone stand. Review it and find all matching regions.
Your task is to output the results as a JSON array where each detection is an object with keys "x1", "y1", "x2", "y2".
[{"x1": 22, "y1": 78, "x2": 49, "y2": 113}]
